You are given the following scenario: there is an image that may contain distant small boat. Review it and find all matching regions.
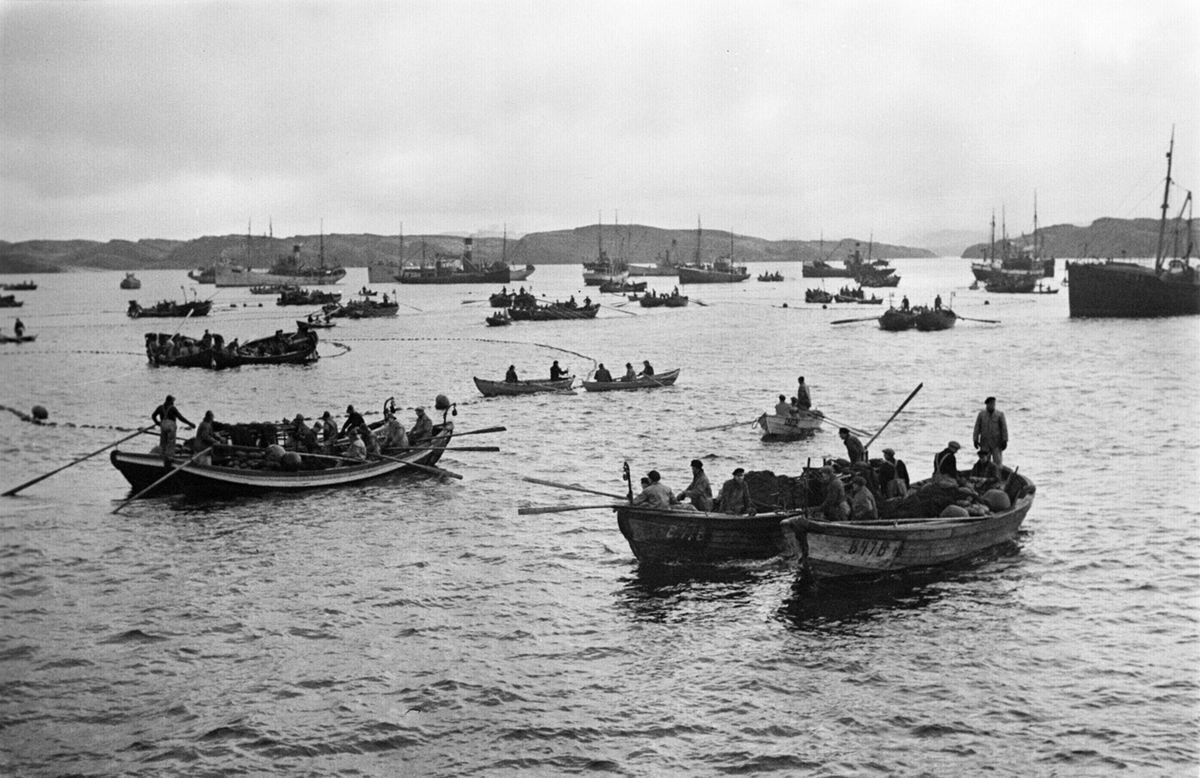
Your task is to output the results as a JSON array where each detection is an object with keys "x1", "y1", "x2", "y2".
[
  {"x1": 582, "y1": 368, "x2": 680, "y2": 391},
  {"x1": 0, "y1": 295, "x2": 23, "y2": 308},
  {"x1": 1, "y1": 281, "x2": 36, "y2": 291},
  {"x1": 120, "y1": 273, "x2": 142, "y2": 290},
  {"x1": 757, "y1": 272, "x2": 784, "y2": 282},
  {"x1": 473, "y1": 376, "x2": 575, "y2": 396},
  {"x1": 127, "y1": 298, "x2": 212, "y2": 318},
  {"x1": 486, "y1": 311, "x2": 512, "y2": 327},
  {"x1": 0, "y1": 333, "x2": 36, "y2": 344}
]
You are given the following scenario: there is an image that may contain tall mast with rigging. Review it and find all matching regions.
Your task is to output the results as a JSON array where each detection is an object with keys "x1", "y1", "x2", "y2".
[{"x1": 1155, "y1": 127, "x2": 1175, "y2": 273}]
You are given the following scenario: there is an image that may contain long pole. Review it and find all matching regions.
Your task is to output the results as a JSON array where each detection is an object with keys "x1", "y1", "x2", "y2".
[
  {"x1": 111, "y1": 447, "x2": 213, "y2": 514},
  {"x1": 4, "y1": 424, "x2": 158, "y2": 496},
  {"x1": 864, "y1": 383, "x2": 923, "y2": 451},
  {"x1": 1155, "y1": 127, "x2": 1175, "y2": 272}
]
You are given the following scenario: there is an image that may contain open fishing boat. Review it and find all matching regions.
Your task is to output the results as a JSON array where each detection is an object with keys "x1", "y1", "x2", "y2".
[
  {"x1": 127, "y1": 299, "x2": 212, "y2": 318},
  {"x1": 250, "y1": 284, "x2": 295, "y2": 295},
  {"x1": 508, "y1": 302, "x2": 599, "y2": 321},
  {"x1": 757, "y1": 272, "x2": 784, "y2": 282},
  {"x1": 2, "y1": 281, "x2": 36, "y2": 291},
  {"x1": 110, "y1": 422, "x2": 453, "y2": 499},
  {"x1": 756, "y1": 411, "x2": 823, "y2": 441},
  {"x1": 473, "y1": 376, "x2": 575, "y2": 396},
  {"x1": 0, "y1": 295, "x2": 23, "y2": 308},
  {"x1": 806, "y1": 289, "x2": 834, "y2": 303},
  {"x1": 662, "y1": 293, "x2": 689, "y2": 308},
  {"x1": 326, "y1": 299, "x2": 399, "y2": 318},
  {"x1": 295, "y1": 318, "x2": 335, "y2": 329},
  {"x1": 616, "y1": 506, "x2": 804, "y2": 564},
  {"x1": 878, "y1": 307, "x2": 916, "y2": 331},
  {"x1": 0, "y1": 333, "x2": 36, "y2": 344},
  {"x1": 985, "y1": 271, "x2": 1040, "y2": 294},
  {"x1": 914, "y1": 308, "x2": 957, "y2": 331},
  {"x1": 599, "y1": 279, "x2": 647, "y2": 294},
  {"x1": 212, "y1": 329, "x2": 319, "y2": 368},
  {"x1": 785, "y1": 469, "x2": 1035, "y2": 579},
  {"x1": 485, "y1": 311, "x2": 512, "y2": 326},
  {"x1": 582, "y1": 368, "x2": 680, "y2": 391},
  {"x1": 277, "y1": 288, "x2": 342, "y2": 306},
  {"x1": 120, "y1": 273, "x2": 141, "y2": 289}
]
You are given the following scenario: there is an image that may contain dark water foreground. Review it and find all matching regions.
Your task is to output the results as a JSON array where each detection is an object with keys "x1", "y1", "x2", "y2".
[{"x1": 1, "y1": 260, "x2": 1197, "y2": 776}]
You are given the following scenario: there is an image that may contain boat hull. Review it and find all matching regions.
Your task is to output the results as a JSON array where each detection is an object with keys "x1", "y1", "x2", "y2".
[
  {"x1": 801, "y1": 262, "x2": 851, "y2": 278},
  {"x1": 788, "y1": 478, "x2": 1034, "y2": 579},
  {"x1": 756, "y1": 412, "x2": 822, "y2": 440},
  {"x1": 1066, "y1": 261, "x2": 1200, "y2": 317},
  {"x1": 616, "y1": 506, "x2": 801, "y2": 564},
  {"x1": 396, "y1": 267, "x2": 511, "y2": 284},
  {"x1": 508, "y1": 304, "x2": 599, "y2": 321},
  {"x1": 878, "y1": 309, "x2": 916, "y2": 331},
  {"x1": 474, "y1": 377, "x2": 574, "y2": 396},
  {"x1": 215, "y1": 268, "x2": 346, "y2": 287},
  {"x1": 627, "y1": 264, "x2": 678, "y2": 276},
  {"x1": 677, "y1": 266, "x2": 750, "y2": 283},
  {"x1": 914, "y1": 310, "x2": 957, "y2": 331},
  {"x1": 582, "y1": 368, "x2": 680, "y2": 391},
  {"x1": 110, "y1": 426, "x2": 451, "y2": 499},
  {"x1": 0, "y1": 334, "x2": 36, "y2": 344}
]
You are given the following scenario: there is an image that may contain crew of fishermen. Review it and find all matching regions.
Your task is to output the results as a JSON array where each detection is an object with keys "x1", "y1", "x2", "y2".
[
  {"x1": 144, "y1": 326, "x2": 316, "y2": 361},
  {"x1": 148, "y1": 395, "x2": 440, "y2": 469}
]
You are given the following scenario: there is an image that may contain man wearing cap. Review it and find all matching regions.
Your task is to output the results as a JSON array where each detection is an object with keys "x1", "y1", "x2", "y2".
[
  {"x1": 291, "y1": 413, "x2": 319, "y2": 453},
  {"x1": 934, "y1": 441, "x2": 962, "y2": 482},
  {"x1": 319, "y1": 411, "x2": 338, "y2": 454},
  {"x1": 817, "y1": 466, "x2": 850, "y2": 521},
  {"x1": 341, "y1": 404, "x2": 366, "y2": 436},
  {"x1": 718, "y1": 468, "x2": 755, "y2": 515},
  {"x1": 774, "y1": 394, "x2": 792, "y2": 417},
  {"x1": 410, "y1": 406, "x2": 433, "y2": 444},
  {"x1": 878, "y1": 448, "x2": 910, "y2": 498},
  {"x1": 633, "y1": 470, "x2": 677, "y2": 510},
  {"x1": 195, "y1": 410, "x2": 223, "y2": 466},
  {"x1": 973, "y1": 396, "x2": 1009, "y2": 466},
  {"x1": 382, "y1": 410, "x2": 408, "y2": 451},
  {"x1": 970, "y1": 448, "x2": 1001, "y2": 485},
  {"x1": 848, "y1": 475, "x2": 878, "y2": 521},
  {"x1": 839, "y1": 427, "x2": 865, "y2": 464},
  {"x1": 677, "y1": 459, "x2": 713, "y2": 512},
  {"x1": 796, "y1": 377, "x2": 812, "y2": 410}
]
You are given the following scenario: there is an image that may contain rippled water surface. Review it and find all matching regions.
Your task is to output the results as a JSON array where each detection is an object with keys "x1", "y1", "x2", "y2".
[{"x1": 1, "y1": 260, "x2": 1198, "y2": 776}]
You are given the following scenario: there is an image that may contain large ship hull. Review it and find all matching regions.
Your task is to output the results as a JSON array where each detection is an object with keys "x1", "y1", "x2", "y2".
[
  {"x1": 1066, "y1": 261, "x2": 1200, "y2": 317},
  {"x1": 677, "y1": 267, "x2": 750, "y2": 284},
  {"x1": 216, "y1": 268, "x2": 346, "y2": 287},
  {"x1": 627, "y1": 263, "x2": 678, "y2": 276},
  {"x1": 397, "y1": 267, "x2": 511, "y2": 284}
]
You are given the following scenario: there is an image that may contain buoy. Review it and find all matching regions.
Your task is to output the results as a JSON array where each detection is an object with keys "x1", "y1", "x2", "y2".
[
  {"x1": 280, "y1": 451, "x2": 302, "y2": 471},
  {"x1": 434, "y1": 394, "x2": 451, "y2": 411},
  {"x1": 981, "y1": 489, "x2": 1011, "y2": 512},
  {"x1": 264, "y1": 444, "x2": 286, "y2": 464},
  {"x1": 31, "y1": 405, "x2": 48, "y2": 420},
  {"x1": 939, "y1": 504, "x2": 970, "y2": 518}
]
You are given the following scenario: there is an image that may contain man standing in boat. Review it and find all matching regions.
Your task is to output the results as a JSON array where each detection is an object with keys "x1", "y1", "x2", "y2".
[
  {"x1": 717, "y1": 468, "x2": 754, "y2": 515},
  {"x1": 676, "y1": 459, "x2": 713, "y2": 512},
  {"x1": 151, "y1": 395, "x2": 194, "y2": 466},
  {"x1": 796, "y1": 377, "x2": 812, "y2": 410},
  {"x1": 839, "y1": 427, "x2": 865, "y2": 464},
  {"x1": 14, "y1": 318, "x2": 24, "y2": 338},
  {"x1": 973, "y1": 396, "x2": 1009, "y2": 466},
  {"x1": 341, "y1": 405, "x2": 365, "y2": 436}
]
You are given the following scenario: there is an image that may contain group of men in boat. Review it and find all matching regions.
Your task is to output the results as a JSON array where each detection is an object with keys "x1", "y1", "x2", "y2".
[
  {"x1": 771, "y1": 376, "x2": 814, "y2": 417},
  {"x1": 593, "y1": 360, "x2": 654, "y2": 383},
  {"x1": 632, "y1": 460, "x2": 755, "y2": 515},
  {"x1": 146, "y1": 327, "x2": 313, "y2": 361},
  {"x1": 148, "y1": 394, "x2": 436, "y2": 469}
]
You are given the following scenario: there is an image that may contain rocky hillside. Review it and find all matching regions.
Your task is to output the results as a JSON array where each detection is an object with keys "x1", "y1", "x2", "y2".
[
  {"x1": 0, "y1": 225, "x2": 932, "y2": 274},
  {"x1": 962, "y1": 217, "x2": 1197, "y2": 259}
]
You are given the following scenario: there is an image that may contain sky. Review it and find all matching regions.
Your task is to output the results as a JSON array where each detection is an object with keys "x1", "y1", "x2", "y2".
[{"x1": 1, "y1": 0, "x2": 1197, "y2": 245}]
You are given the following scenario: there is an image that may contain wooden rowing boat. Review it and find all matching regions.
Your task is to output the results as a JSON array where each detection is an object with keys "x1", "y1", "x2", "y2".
[
  {"x1": 616, "y1": 505, "x2": 803, "y2": 564},
  {"x1": 473, "y1": 376, "x2": 575, "y2": 396},
  {"x1": 0, "y1": 333, "x2": 36, "y2": 344},
  {"x1": 755, "y1": 411, "x2": 822, "y2": 440},
  {"x1": 508, "y1": 302, "x2": 599, "y2": 321},
  {"x1": 110, "y1": 423, "x2": 453, "y2": 499},
  {"x1": 914, "y1": 308, "x2": 957, "y2": 331},
  {"x1": 127, "y1": 299, "x2": 212, "y2": 318},
  {"x1": 786, "y1": 470, "x2": 1035, "y2": 579},
  {"x1": 212, "y1": 329, "x2": 319, "y2": 368},
  {"x1": 582, "y1": 368, "x2": 680, "y2": 392}
]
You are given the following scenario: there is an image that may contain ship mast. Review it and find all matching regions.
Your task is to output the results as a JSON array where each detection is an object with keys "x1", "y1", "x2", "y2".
[
  {"x1": 694, "y1": 216, "x2": 702, "y2": 265},
  {"x1": 989, "y1": 211, "x2": 996, "y2": 263},
  {"x1": 1155, "y1": 127, "x2": 1175, "y2": 273}
]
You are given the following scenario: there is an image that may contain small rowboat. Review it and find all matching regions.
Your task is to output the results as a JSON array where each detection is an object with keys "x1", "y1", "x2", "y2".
[
  {"x1": 582, "y1": 368, "x2": 680, "y2": 392},
  {"x1": 473, "y1": 376, "x2": 575, "y2": 396},
  {"x1": 914, "y1": 308, "x2": 957, "y2": 331},
  {"x1": 508, "y1": 302, "x2": 600, "y2": 321},
  {"x1": 110, "y1": 423, "x2": 453, "y2": 499},
  {"x1": 616, "y1": 505, "x2": 803, "y2": 564},
  {"x1": 785, "y1": 470, "x2": 1035, "y2": 579},
  {"x1": 296, "y1": 319, "x2": 335, "y2": 329},
  {"x1": 755, "y1": 411, "x2": 822, "y2": 440},
  {"x1": 127, "y1": 299, "x2": 212, "y2": 318},
  {"x1": 213, "y1": 329, "x2": 319, "y2": 368},
  {"x1": 0, "y1": 333, "x2": 36, "y2": 344},
  {"x1": 2, "y1": 281, "x2": 36, "y2": 291},
  {"x1": 0, "y1": 295, "x2": 24, "y2": 308}
]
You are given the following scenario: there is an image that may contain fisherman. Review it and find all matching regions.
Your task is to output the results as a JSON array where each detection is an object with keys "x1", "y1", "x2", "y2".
[
  {"x1": 341, "y1": 404, "x2": 366, "y2": 435},
  {"x1": 152, "y1": 396, "x2": 195, "y2": 466},
  {"x1": 345, "y1": 428, "x2": 367, "y2": 461},
  {"x1": 971, "y1": 448, "x2": 1002, "y2": 485},
  {"x1": 359, "y1": 424, "x2": 380, "y2": 456},
  {"x1": 633, "y1": 470, "x2": 677, "y2": 510},
  {"x1": 640, "y1": 360, "x2": 655, "y2": 377},
  {"x1": 320, "y1": 411, "x2": 338, "y2": 453},
  {"x1": 382, "y1": 410, "x2": 408, "y2": 450},
  {"x1": 934, "y1": 294, "x2": 943, "y2": 311},
  {"x1": 14, "y1": 318, "x2": 24, "y2": 338},
  {"x1": 973, "y1": 396, "x2": 1009, "y2": 466},
  {"x1": 292, "y1": 413, "x2": 319, "y2": 453},
  {"x1": 583, "y1": 296, "x2": 591, "y2": 307},
  {"x1": 934, "y1": 440, "x2": 962, "y2": 482},
  {"x1": 901, "y1": 295, "x2": 910, "y2": 311},
  {"x1": 796, "y1": 376, "x2": 812, "y2": 410},
  {"x1": 774, "y1": 394, "x2": 792, "y2": 417},
  {"x1": 550, "y1": 360, "x2": 565, "y2": 381},
  {"x1": 839, "y1": 427, "x2": 865, "y2": 464},
  {"x1": 818, "y1": 466, "x2": 850, "y2": 521},
  {"x1": 621, "y1": 362, "x2": 637, "y2": 381},
  {"x1": 410, "y1": 406, "x2": 433, "y2": 444},
  {"x1": 505, "y1": 365, "x2": 519, "y2": 383},
  {"x1": 717, "y1": 468, "x2": 755, "y2": 515},
  {"x1": 195, "y1": 410, "x2": 222, "y2": 466},
  {"x1": 878, "y1": 448, "x2": 910, "y2": 498},
  {"x1": 594, "y1": 363, "x2": 613, "y2": 382},
  {"x1": 848, "y1": 476, "x2": 878, "y2": 521},
  {"x1": 676, "y1": 459, "x2": 713, "y2": 512}
]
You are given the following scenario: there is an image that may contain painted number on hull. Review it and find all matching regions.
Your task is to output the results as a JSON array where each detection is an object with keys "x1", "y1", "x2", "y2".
[
  {"x1": 847, "y1": 538, "x2": 894, "y2": 557},
  {"x1": 666, "y1": 525, "x2": 706, "y2": 543}
]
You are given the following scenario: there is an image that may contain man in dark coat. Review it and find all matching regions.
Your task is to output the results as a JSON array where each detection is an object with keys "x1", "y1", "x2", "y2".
[{"x1": 934, "y1": 440, "x2": 962, "y2": 481}]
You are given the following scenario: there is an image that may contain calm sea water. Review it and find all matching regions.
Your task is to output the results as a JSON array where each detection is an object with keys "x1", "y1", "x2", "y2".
[{"x1": 1, "y1": 259, "x2": 1198, "y2": 776}]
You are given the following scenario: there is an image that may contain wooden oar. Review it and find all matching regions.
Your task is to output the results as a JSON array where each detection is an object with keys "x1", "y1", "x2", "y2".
[
  {"x1": 518, "y1": 503, "x2": 623, "y2": 515},
  {"x1": 812, "y1": 414, "x2": 869, "y2": 437},
  {"x1": 695, "y1": 418, "x2": 758, "y2": 432},
  {"x1": 4, "y1": 424, "x2": 157, "y2": 496},
  {"x1": 452, "y1": 425, "x2": 507, "y2": 437},
  {"x1": 522, "y1": 476, "x2": 627, "y2": 500},
  {"x1": 863, "y1": 382, "x2": 923, "y2": 451},
  {"x1": 111, "y1": 446, "x2": 212, "y2": 514},
  {"x1": 831, "y1": 316, "x2": 880, "y2": 325},
  {"x1": 603, "y1": 305, "x2": 638, "y2": 316},
  {"x1": 957, "y1": 315, "x2": 1001, "y2": 324},
  {"x1": 373, "y1": 452, "x2": 463, "y2": 480},
  {"x1": 461, "y1": 299, "x2": 489, "y2": 305},
  {"x1": 384, "y1": 445, "x2": 499, "y2": 452}
]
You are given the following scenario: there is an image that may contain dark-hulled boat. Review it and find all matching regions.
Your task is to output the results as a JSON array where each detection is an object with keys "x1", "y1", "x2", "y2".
[
  {"x1": 326, "y1": 299, "x2": 400, "y2": 318},
  {"x1": 120, "y1": 273, "x2": 141, "y2": 289},
  {"x1": 473, "y1": 376, "x2": 575, "y2": 396},
  {"x1": 1066, "y1": 133, "x2": 1198, "y2": 317},
  {"x1": 582, "y1": 368, "x2": 680, "y2": 391},
  {"x1": 985, "y1": 271, "x2": 1040, "y2": 294},
  {"x1": 127, "y1": 298, "x2": 212, "y2": 318},
  {"x1": 617, "y1": 506, "x2": 803, "y2": 564},
  {"x1": 914, "y1": 308, "x2": 957, "y2": 331},
  {"x1": 757, "y1": 272, "x2": 784, "y2": 282},
  {"x1": 677, "y1": 222, "x2": 749, "y2": 284},
  {"x1": 216, "y1": 243, "x2": 346, "y2": 287},
  {"x1": 508, "y1": 302, "x2": 599, "y2": 321},
  {"x1": 599, "y1": 279, "x2": 647, "y2": 294},
  {"x1": 396, "y1": 238, "x2": 511, "y2": 284},
  {"x1": 0, "y1": 333, "x2": 37, "y2": 344},
  {"x1": 213, "y1": 329, "x2": 319, "y2": 368},
  {"x1": 0, "y1": 295, "x2": 23, "y2": 308},
  {"x1": 806, "y1": 288, "x2": 834, "y2": 303},
  {"x1": 755, "y1": 411, "x2": 823, "y2": 441},
  {"x1": 485, "y1": 311, "x2": 512, "y2": 326},
  {"x1": 801, "y1": 260, "x2": 851, "y2": 278},
  {"x1": 110, "y1": 423, "x2": 453, "y2": 499},
  {"x1": 251, "y1": 284, "x2": 295, "y2": 295},
  {"x1": 878, "y1": 307, "x2": 916, "y2": 331},
  {"x1": 277, "y1": 288, "x2": 342, "y2": 306},
  {"x1": 1, "y1": 281, "x2": 36, "y2": 291},
  {"x1": 785, "y1": 469, "x2": 1035, "y2": 579}
]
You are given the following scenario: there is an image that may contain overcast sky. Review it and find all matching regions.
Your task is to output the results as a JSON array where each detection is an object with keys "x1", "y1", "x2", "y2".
[{"x1": 1, "y1": 0, "x2": 1196, "y2": 244}]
